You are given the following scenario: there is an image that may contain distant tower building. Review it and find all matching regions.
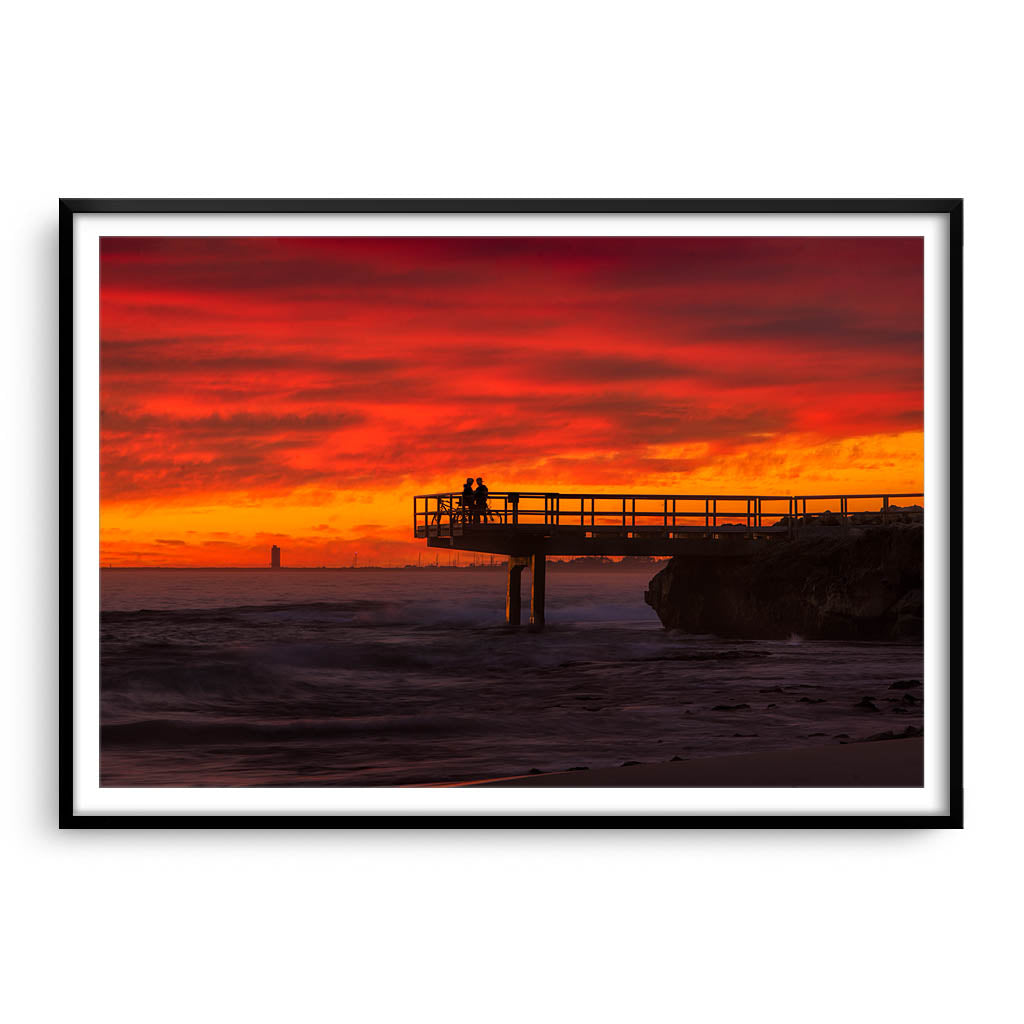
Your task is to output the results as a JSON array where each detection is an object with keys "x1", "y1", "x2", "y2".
[{"x1": 271, "y1": 545, "x2": 281, "y2": 569}]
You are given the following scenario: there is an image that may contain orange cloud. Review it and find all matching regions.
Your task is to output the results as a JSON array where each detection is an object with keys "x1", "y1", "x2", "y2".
[{"x1": 100, "y1": 236, "x2": 923, "y2": 566}]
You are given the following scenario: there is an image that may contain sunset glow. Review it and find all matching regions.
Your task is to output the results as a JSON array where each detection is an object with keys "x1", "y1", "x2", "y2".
[{"x1": 99, "y1": 236, "x2": 923, "y2": 566}]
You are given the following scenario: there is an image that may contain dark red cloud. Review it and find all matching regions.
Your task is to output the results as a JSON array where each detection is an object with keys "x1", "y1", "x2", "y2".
[{"x1": 100, "y1": 234, "x2": 922, "y2": 512}]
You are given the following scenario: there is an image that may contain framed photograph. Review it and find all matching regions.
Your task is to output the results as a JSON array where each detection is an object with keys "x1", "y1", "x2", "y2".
[{"x1": 61, "y1": 199, "x2": 962, "y2": 827}]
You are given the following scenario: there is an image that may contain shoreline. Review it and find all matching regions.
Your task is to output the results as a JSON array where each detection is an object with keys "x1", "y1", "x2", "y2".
[{"x1": 439, "y1": 738, "x2": 923, "y2": 788}]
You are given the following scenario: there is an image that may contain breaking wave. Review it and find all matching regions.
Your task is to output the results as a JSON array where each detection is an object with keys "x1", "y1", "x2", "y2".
[{"x1": 100, "y1": 569, "x2": 924, "y2": 786}]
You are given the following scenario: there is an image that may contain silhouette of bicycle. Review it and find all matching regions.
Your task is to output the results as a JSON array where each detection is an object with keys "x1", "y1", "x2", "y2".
[
  {"x1": 431, "y1": 496, "x2": 493, "y2": 527},
  {"x1": 431, "y1": 497, "x2": 473, "y2": 527}
]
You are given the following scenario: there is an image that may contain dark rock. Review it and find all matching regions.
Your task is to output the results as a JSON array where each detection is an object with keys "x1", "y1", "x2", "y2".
[
  {"x1": 766, "y1": 703, "x2": 777, "y2": 709},
  {"x1": 732, "y1": 732, "x2": 759, "y2": 737},
  {"x1": 854, "y1": 697, "x2": 880, "y2": 712},
  {"x1": 888, "y1": 678, "x2": 922, "y2": 689},
  {"x1": 644, "y1": 525, "x2": 923, "y2": 641},
  {"x1": 892, "y1": 588, "x2": 923, "y2": 639},
  {"x1": 712, "y1": 703, "x2": 751, "y2": 711},
  {"x1": 851, "y1": 504, "x2": 922, "y2": 526},
  {"x1": 833, "y1": 733, "x2": 850, "y2": 739},
  {"x1": 856, "y1": 725, "x2": 924, "y2": 743},
  {"x1": 901, "y1": 692, "x2": 921, "y2": 705},
  {"x1": 528, "y1": 768, "x2": 543, "y2": 774},
  {"x1": 670, "y1": 755, "x2": 685, "y2": 762},
  {"x1": 798, "y1": 696, "x2": 826, "y2": 704},
  {"x1": 620, "y1": 760, "x2": 641, "y2": 767}
]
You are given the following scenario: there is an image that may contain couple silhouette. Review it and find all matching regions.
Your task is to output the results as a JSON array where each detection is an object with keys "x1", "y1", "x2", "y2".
[{"x1": 459, "y1": 477, "x2": 490, "y2": 524}]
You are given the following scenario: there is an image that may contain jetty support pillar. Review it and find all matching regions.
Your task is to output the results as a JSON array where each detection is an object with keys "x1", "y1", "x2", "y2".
[
  {"x1": 506, "y1": 555, "x2": 530, "y2": 625},
  {"x1": 530, "y1": 553, "x2": 546, "y2": 629}
]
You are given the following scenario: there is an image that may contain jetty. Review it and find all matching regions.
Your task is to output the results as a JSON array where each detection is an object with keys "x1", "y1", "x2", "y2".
[{"x1": 413, "y1": 490, "x2": 923, "y2": 628}]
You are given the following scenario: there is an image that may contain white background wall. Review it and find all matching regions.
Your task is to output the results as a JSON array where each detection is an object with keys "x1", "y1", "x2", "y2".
[{"x1": 3, "y1": 2, "x2": 1017, "y2": 1022}]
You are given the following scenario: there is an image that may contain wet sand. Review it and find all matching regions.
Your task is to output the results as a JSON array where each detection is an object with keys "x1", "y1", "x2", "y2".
[{"x1": 461, "y1": 737, "x2": 923, "y2": 787}]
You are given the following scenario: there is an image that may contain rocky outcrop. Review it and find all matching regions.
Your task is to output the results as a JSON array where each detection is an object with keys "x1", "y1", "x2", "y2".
[{"x1": 644, "y1": 525, "x2": 923, "y2": 641}]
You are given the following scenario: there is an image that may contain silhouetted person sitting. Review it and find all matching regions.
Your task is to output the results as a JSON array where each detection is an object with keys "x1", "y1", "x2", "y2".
[
  {"x1": 473, "y1": 477, "x2": 490, "y2": 524},
  {"x1": 459, "y1": 477, "x2": 474, "y2": 523}
]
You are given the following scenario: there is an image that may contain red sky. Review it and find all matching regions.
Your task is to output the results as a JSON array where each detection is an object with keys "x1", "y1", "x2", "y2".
[{"x1": 99, "y1": 235, "x2": 923, "y2": 566}]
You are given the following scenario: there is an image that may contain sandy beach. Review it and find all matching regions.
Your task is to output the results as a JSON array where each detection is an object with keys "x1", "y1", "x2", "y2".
[{"x1": 459, "y1": 737, "x2": 923, "y2": 788}]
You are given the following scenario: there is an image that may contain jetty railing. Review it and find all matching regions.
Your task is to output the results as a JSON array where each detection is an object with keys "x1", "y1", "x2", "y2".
[{"x1": 413, "y1": 491, "x2": 924, "y2": 540}]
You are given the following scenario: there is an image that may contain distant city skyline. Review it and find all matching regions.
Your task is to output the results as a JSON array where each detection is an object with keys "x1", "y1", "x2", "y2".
[{"x1": 102, "y1": 553, "x2": 670, "y2": 570}]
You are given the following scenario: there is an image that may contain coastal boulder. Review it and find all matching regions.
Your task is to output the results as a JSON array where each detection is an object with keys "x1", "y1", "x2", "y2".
[{"x1": 644, "y1": 525, "x2": 923, "y2": 641}]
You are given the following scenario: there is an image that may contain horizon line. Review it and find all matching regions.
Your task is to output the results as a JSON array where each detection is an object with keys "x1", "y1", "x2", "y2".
[{"x1": 100, "y1": 557, "x2": 669, "y2": 571}]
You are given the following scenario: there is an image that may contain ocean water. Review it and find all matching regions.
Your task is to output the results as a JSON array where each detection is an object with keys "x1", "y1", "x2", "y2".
[{"x1": 100, "y1": 568, "x2": 924, "y2": 786}]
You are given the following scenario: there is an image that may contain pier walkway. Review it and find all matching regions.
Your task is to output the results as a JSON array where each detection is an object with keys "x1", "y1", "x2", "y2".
[{"x1": 413, "y1": 490, "x2": 923, "y2": 627}]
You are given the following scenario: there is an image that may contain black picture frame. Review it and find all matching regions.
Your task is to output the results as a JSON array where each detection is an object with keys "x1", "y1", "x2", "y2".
[{"x1": 60, "y1": 198, "x2": 963, "y2": 829}]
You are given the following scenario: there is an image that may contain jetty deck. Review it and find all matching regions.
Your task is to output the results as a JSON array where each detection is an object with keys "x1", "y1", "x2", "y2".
[{"x1": 413, "y1": 490, "x2": 923, "y2": 627}]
